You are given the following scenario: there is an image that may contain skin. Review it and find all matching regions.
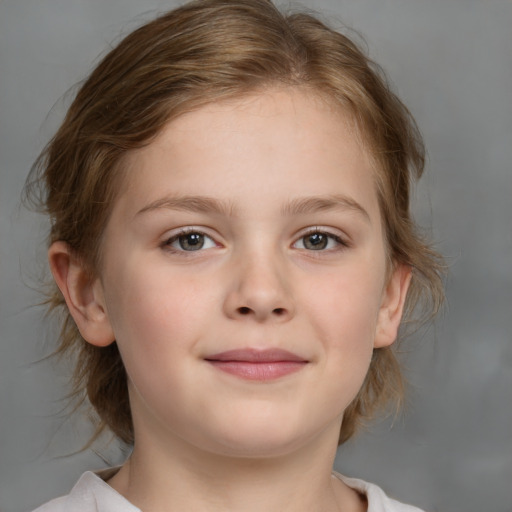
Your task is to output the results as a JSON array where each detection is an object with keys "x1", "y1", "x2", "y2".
[{"x1": 49, "y1": 88, "x2": 411, "y2": 512}]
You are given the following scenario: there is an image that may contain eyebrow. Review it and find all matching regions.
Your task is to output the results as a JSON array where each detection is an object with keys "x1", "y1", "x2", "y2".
[
  {"x1": 136, "y1": 196, "x2": 236, "y2": 217},
  {"x1": 136, "y1": 194, "x2": 370, "y2": 223},
  {"x1": 281, "y1": 195, "x2": 371, "y2": 223}
]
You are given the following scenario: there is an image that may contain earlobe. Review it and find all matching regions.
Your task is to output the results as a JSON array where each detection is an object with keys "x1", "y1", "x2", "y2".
[
  {"x1": 374, "y1": 264, "x2": 412, "y2": 348},
  {"x1": 48, "y1": 241, "x2": 115, "y2": 347}
]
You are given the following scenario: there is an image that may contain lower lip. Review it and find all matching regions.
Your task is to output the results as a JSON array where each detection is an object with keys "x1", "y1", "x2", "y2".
[{"x1": 207, "y1": 361, "x2": 307, "y2": 381}]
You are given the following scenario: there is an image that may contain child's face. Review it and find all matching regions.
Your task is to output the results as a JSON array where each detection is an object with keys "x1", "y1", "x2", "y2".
[{"x1": 87, "y1": 89, "x2": 409, "y2": 456}]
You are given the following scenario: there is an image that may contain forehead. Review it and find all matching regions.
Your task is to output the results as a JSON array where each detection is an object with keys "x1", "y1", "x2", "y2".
[{"x1": 117, "y1": 88, "x2": 380, "y2": 220}]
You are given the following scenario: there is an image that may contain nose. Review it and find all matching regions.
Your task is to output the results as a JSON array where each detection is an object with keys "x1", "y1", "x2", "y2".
[{"x1": 223, "y1": 251, "x2": 295, "y2": 323}]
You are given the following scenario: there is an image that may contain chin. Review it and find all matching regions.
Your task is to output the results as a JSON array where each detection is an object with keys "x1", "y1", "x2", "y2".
[{"x1": 199, "y1": 421, "x2": 325, "y2": 460}]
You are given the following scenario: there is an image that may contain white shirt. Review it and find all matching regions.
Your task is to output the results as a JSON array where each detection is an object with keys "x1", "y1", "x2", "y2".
[{"x1": 32, "y1": 469, "x2": 425, "y2": 512}]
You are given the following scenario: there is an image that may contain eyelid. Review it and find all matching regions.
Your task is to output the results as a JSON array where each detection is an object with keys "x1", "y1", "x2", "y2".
[
  {"x1": 159, "y1": 225, "x2": 350, "y2": 253},
  {"x1": 292, "y1": 226, "x2": 350, "y2": 250},
  {"x1": 161, "y1": 226, "x2": 221, "y2": 253}
]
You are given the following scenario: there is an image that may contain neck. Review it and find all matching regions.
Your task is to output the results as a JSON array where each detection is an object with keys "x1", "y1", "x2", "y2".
[{"x1": 108, "y1": 425, "x2": 364, "y2": 512}]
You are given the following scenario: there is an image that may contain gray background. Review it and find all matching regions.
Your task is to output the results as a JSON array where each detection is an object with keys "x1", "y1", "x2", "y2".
[{"x1": 1, "y1": 1, "x2": 511, "y2": 511}]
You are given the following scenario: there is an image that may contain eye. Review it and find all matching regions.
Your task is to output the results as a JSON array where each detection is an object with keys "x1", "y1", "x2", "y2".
[
  {"x1": 293, "y1": 230, "x2": 346, "y2": 251},
  {"x1": 164, "y1": 230, "x2": 217, "y2": 252}
]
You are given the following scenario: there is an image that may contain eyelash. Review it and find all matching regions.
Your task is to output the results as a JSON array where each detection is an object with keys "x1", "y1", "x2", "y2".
[
  {"x1": 161, "y1": 227, "x2": 349, "y2": 255},
  {"x1": 162, "y1": 228, "x2": 218, "y2": 254},
  {"x1": 293, "y1": 228, "x2": 349, "y2": 252}
]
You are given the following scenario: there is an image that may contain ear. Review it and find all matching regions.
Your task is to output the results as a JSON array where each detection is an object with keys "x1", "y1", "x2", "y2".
[
  {"x1": 374, "y1": 264, "x2": 412, "y2": 349},
  {"x1": 48, "y1": 241, "x2": 115, "y2": 347}
]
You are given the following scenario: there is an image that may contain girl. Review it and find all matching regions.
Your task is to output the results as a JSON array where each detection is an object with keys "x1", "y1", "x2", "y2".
[{"x1": 27, "y1": 0, "x2": 443, "y2": 510}]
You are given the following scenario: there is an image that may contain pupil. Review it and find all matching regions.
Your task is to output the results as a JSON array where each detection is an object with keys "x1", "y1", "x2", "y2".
[
  {"x1": 306, "y1": 233, "x2": 327, "y2": 250},
  {"x1": 180, "y1": 233, "x2": 204, "y2": 250}
]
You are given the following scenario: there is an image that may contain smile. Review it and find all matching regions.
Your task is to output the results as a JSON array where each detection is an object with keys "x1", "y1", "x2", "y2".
[{"x1": 204, "y1": 349, "x2": 308, "y2": 381}]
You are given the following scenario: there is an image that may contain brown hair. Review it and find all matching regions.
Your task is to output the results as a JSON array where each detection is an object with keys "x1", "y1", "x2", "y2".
[{"x1": 26, "y1": 0, "x2": 444, "y2": 446}]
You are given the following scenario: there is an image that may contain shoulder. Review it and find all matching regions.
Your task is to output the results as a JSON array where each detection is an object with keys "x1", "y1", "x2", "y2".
[
  {"x1": 31, "y1": 496, "x2": 69, "y2": 512},
  {"x1": 336, "y1": 473, "x2": 426, "y2": 512},
  {"x1": 30, "y1": 470, "x2": 140, "y2": 512},
  {"x1": 30, "y1": 472, "x2": 101, "y2": 512}
]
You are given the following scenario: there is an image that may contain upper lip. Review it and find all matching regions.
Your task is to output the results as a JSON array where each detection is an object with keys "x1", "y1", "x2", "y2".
[{"x1": 205, "y1": 349, "x2": 307, "y2": 363}]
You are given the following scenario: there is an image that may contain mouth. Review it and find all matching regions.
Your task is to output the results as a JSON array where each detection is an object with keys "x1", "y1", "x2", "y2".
[{"x1": 204, "y1": 349, "x2": 308, "y2": 381}]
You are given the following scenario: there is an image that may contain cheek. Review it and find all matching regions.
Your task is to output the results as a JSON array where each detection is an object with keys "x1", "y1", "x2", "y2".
[
  {"x1": 301, "y1": 261, "x2": 386, "y2": 400},
  {"x1": 103, "y1": 260, "x2": 216, "y2": 360},
  {"x1": 306, "y1": 266, "x2": 385, "y2": 347},
  {"x1": 102, "y1": 265, "x2": 210, "y2": 409}
]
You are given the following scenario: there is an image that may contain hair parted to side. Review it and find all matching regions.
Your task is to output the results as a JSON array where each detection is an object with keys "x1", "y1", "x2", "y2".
[{"x1": 25, "y1": 0, "x2": 444, "y2": 446}]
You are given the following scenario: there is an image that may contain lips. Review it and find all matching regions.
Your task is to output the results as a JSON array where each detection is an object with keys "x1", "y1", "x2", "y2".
[{"x1": 204, "y1": 349, "x2": 308, "y2": 381}]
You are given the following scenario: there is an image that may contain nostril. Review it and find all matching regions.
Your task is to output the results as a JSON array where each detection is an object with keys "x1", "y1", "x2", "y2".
[{"x1": 235, "y1": 306, "x2": 287, "y2": 317}]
